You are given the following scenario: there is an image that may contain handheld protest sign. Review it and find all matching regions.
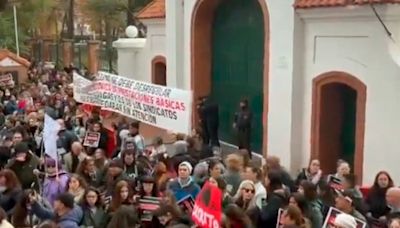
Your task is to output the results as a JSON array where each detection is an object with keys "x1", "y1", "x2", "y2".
[
  {"x1": 83, "y1": 132, "x2": 101, "y2": 148},
  {"x1": 276, "y1": 208, "x2": 284, "y2": 228},
  {"x1": 138, "y1": 196, "x2": 161, "y2": 222},
  {"x1": 192, "y1": 181, "x2": 222, "y2": 228},
  {"x1": 177, "y1": 195, "x2": 195, "y2": 215},
  {"x1": 327, "y1": 175, "x2": 343, "y2": 191},
  {"x1": 322, "y1": 207, "x2": 367, "y2": 228}
]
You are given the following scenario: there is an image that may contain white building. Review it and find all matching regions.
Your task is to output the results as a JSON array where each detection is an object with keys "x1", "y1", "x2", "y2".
[{"x1": 113, "y1": 0, "x2": 400, "y2": 184}]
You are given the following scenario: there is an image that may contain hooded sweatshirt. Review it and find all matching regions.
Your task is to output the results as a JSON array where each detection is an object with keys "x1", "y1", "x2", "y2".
[{"x1": 43, "y1": 171, "x2": 69, "y2": 206}]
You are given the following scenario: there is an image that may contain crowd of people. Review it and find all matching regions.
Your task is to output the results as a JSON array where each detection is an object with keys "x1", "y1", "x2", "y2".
[{"x1": 0, "y1": 63, "x2": 398, "y2": 228}]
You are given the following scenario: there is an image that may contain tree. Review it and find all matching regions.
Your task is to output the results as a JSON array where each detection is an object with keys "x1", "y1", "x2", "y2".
[{"x1": 84, "y1": 0, "x2": 128, "y2": 72}]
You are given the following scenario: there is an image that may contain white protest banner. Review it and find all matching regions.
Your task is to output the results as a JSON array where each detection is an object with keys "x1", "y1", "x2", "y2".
[
  {"x1": 79, "y1": 71, "x2": 192, "y2": 134},
  {"x1": 73, "y1": 72, "x2": 97, "y2": 105},
  {"x1": 83, "y1": 132, "x2": 101, "y2": 148},
  {"x1": 43, "y1": 114, "x2": 61, "y2": 160}
]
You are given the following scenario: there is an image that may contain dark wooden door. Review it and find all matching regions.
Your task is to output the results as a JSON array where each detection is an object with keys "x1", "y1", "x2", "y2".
[{"x1": 211, "y1": 0, "x2": 264, "y2": 152}]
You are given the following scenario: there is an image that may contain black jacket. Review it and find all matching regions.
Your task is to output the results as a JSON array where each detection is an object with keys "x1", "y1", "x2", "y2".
[
  {"x1": 258, "y1": 191, "x2": 287, "y2": 227},
  {"x1": 0, "y1": 188, "x2": 22, "y2": 215}
]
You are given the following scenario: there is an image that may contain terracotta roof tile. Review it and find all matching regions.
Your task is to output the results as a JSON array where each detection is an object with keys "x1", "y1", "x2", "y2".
[
  {"x1": 294, "y1": 0, "x2": 347, "y2": 8},
  {"x1": 137, "y1": 0, "x2": 165, "y2": 19},
  {"x1": 0, "y1": 49, "x2": 30, "y2": 67},
  {"x1": 354, "y1": 0, "x2": 400, "y2": 4},
  {"x1": 294, "y1": 0, "x2": 400, "y2": 8}
]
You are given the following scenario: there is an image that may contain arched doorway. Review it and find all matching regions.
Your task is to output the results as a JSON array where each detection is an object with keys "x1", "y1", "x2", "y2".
[
  {"x1": 191, "y1": 0, "x2": 269, "y2": 154},
  {"x1": 311, "y1": 72, "x2": 366, "y2": 181},
  {"x1": 152, "y1": 56, "x2": 166, "y2": 86}
]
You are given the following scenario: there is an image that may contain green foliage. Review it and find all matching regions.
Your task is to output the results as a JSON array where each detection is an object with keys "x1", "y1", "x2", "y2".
[
  {"x1": 0, "y1": 11, "x2": 28, "y2": 54},
  {"x1": 0, "y1": 0, "x2": 57, "y2": 53}
]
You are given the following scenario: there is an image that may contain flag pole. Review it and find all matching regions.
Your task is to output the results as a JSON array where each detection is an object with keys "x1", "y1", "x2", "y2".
[{"x1": 13, "y1": 3, "x2": 19, "y2": 56}]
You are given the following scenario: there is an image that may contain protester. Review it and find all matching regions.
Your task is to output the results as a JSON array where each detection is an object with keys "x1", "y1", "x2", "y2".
[
  {"x1": 30, "y1": 192, "x2": 83, "y2": 228},
  {"x1": 167, "y1": 161, "x2": 200, "y2": 202},
  {"x1": 42, "y1": 158, "x2": 69, "y2": 206},
  {"x1": 63, "y1": 141, "x2": 86, "y2": 173},
  {"x1": 224, "y1": 154, "x2": 243, "y2": 196},
  {"x1": 233, "y1": 180, "x2": 257, "y2": 212},
  {"x1": 0, "y1": 169, "x2": 22, "y2": 215},
  {"x1": 243, "y1": 165, "x2": 267, "y2": 209},
  {"x1": 295, "y1": 159, "x2": 322, "y2": 186},
  {"x1": 67, "y1": 174, "x2": 87, "y2": 203},
  {"x1": 366, "y1": 171, "x2": 393, "y2": 219},
  {"x1": 280, "y1": 205, "x2": 307, "y2": 228},
  {"x1": 335, "y1": 190, "x2": 367, "y2": 222},
  {"x1": 6, "y1": 142, "x2": 40, "y2": 190},
  {"x1": 80, "y1": 188, "x2": 108, "y2": 228}
]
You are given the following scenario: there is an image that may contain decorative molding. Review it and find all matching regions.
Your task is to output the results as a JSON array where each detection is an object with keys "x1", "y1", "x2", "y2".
[{"x1": 297, "y1": 4, "x2": 400, "y2": 21}]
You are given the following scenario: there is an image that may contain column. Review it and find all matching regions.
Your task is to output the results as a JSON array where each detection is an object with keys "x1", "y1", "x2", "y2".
[
  {"x1": 42, "y1": 38, "x2": 53, "y2": 62},
  {"x1": 62, "y1": 39, "x2": 74, "y2": 67},
  {"x1": 166, "y1": 0, "x2": 184, "y2": 88},
  {"x1": 87, "y1": 40, "x2": 100, "y2": 75}
]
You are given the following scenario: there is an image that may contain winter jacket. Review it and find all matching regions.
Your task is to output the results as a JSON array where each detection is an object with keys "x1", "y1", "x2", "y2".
[
  {"x1": 223, "y1": 170, "x2": 242, "y2": 196},
  {"x1": 0, "y1": 188, "x2": 22, "y2": 215},
  {"x1": 258, "y1": 191, "x2": 287, "y2": 227},
  {"x1": 167, "y1": 177, "x2": 201, "y2": 202},
  {"x1": 57, "y1": 129, "x2": 79, "y2": 154},
  {"x1": 6, "y1": 155, "x2": 40, "y2": 190},
  {"x1": 43, "y1": 171, "x2": 69, "y2": 206},
  {"x1": 366, "y1": 187, "x2": 390, "y2": 218},
  {"x1": 309, "y1": 200, "x2": 323, "y2": 228},
  {"x1": 295, "y1": 168, "x2": 323, "y2": 186},
  {"x1": 63, "y1": 152, "x2": 87, "y2": 173},
  {"x1": 31, "y1": 202, "x2": 83, "y2": 228},
  {"x1": 81, "y1": 207, "x2": 108, "y2": 228}
]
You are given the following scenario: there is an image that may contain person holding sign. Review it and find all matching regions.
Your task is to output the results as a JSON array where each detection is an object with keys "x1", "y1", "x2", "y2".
[
  {"x1": 335, "y1": 190, "x2": 367, "y2": 224},
  {"x1": 333, "y1": 213, "x2": 358, "y2": 228}
]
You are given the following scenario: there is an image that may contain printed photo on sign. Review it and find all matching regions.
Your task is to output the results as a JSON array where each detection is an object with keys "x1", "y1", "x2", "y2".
[
  {"x1": 177, "y1": 195, "x2": 195, "y2": 215},
  {"x1": 276, "y1": 208, "x2": 284, "y2": 228},
  {"x1": 322, "y1": 207, "x2": 367, "y2": 228},
  {"x1": 327, "y1": 175, "x2": 343, "y2": 191},
  {"x1": 83, "y1": 132, "x2": 101, "y2": 148}
]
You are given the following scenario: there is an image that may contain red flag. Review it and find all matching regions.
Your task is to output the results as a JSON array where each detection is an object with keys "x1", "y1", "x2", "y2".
[{"x1": 192, "y1": 181, "x2": 222, "y2": 228}]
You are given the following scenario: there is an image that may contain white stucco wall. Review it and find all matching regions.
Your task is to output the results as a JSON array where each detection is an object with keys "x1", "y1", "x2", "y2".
[
  {"x1": 297, "y1": 5, "x2": 400, "y2": 184},
  {"x1": 264, "y1": 0, "x2": 298, "y2": 172},
  {"x1": 114, "y1": 19, "x2": 165, "y2": 83}
]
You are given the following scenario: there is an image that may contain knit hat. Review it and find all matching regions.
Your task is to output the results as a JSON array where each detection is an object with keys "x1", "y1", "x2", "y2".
[
  {"x1": 109, "y1": 159, "x2": 124, "y2": 169},
  {"x1": 14, "y1": 142, "x2": 29, "y2": 154},
  {"x1": 45, "y1": 157, "x2": 56, "y2": 167},
  {"x1": 56, "y1": 193, "x2": 75, "y2": 209},
  {"x1": 334, "y1": 213, "x2": 357, "y2": 228},
  {"x1": 179, "y1": 161, "x2": 193, "y2": 174}
]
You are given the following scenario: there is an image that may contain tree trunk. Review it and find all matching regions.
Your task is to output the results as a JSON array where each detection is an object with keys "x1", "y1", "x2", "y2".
[
  {"x1": 67, "y1": 0, "x2": 74, "y2": 39},
  {"x1": 127, "y1": 0, "x2": 135, "y2": 26},
  {"x1": 105, "y1": 19, "x2": 112, "y2": 72}
]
